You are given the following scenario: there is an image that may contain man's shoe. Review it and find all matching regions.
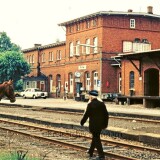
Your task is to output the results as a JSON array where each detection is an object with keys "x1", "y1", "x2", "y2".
[
  {"x1": 96, "y1": 155, "x2": 105, "y2": 160},
  {"x1": 86, "y1": 150, "x2": 93, "y2": 158}
]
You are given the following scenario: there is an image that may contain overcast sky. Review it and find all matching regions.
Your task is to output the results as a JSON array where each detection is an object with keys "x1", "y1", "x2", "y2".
[{"x1": 0, "y1": 0, "x2": 160, "y2": 49}]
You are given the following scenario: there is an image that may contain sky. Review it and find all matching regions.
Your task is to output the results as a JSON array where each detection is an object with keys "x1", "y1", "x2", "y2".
[{"x1": 0, "y1": 0, "x2": 160, "y2": 49}]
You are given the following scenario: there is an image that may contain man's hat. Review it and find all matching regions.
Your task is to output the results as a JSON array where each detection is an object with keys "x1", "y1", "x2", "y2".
[{"x1": 89, "y1": 90, "x2": 98, "y2": 96}]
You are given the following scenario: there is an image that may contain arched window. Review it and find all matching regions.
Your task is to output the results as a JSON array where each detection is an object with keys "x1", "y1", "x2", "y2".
[{"x1": 129, "y1": 71, "x2": 134, "y2": 89}]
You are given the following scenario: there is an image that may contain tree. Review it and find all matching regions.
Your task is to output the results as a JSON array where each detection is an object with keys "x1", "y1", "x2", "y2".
[
  {"x1": 0, "y1": 32, "x2": 31, "y2": 89},
  {"x1": 0, "y1": 51, "x2": 31, "y2": 82},
  {"x1": 0, "y1": 32, "x2": 20, "y2": 52}
]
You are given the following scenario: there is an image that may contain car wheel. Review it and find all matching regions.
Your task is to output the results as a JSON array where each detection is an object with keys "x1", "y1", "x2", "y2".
[
  {"x1": 33, "y1": 95, "x2": 36, "y2": 99},
  {"x1": 23, "y1": 95, "x2": 26, "y2": 99}
]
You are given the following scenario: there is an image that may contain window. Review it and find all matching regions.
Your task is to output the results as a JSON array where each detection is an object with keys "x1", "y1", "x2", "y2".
[
  {"x1": 130, "y1": 19, "x2": 135, "y2": 28},
  {"x1": 69, "y1": 42, "x2": 74, "y2": 57},
  {"x1": 93, "y1": 72, "x2": 98, "y2": 90},
  {"x1": 93, "y1": 37, "x2": 98, "y2": 53},
  {"x1": 93, "y1": 18, "x2": 97, "y2": 27},
  {"x1": 86, "y1": 20, "x2": 90, "y2": 28},
  {"x1": 42, "y1": 53, "x2": 45, "y2": 62},
  {"x1": 129, "y1": 71, "x2": 134, "y2": 89},
  {"x1": 86, "y1": 39, "x2": 90, "y2": 54},
  {"x1": 49, "y1": 52, "x2": 54, "y2": 61},
  {"x1": 123, "y1": 41, "x2": 132, "y2": 53},
  {"x1": 85, "y1": 72, "x2": 90, "y2": 91},
  {"x1": 69, "y1": 73, "x2": 73, "y2": 93},
  {"x1": 76, "y1": 23, "x2": 80, "y2": 31},
  {"x1": 119, "y1": 73, "x2": 122, "y2": 93},
  {"x1": 75, "y1": 41, "x2": 80, "y2": 56},
  {"x1": 56, "y1": 50, "x2": 61, "y2": 60}
]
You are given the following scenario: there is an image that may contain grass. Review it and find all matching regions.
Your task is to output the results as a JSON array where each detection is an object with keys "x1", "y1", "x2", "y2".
[{"x1": 0, "y1": 151, "x2": 40, "y2": 160}]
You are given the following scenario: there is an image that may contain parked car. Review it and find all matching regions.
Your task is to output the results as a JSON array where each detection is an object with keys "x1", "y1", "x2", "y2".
[
  {"x1": 14, "y1": 90, "x2": 24, "y2": 97},
  {"x1": 106, "y1": 93, "x2": 121, "y2": 101},
  {"x1": 21, "y1": 88, "x2": 48, "y2": 99}
]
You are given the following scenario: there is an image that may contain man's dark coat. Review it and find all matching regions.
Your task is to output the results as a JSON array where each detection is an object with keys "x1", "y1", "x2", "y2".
[{"x1": 81, "y1": 98, "x2": 109, "y2": 132}]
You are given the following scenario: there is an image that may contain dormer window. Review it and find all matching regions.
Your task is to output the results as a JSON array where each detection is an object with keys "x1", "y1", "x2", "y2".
[{"x1": 130, "y1": 19, "x2": 135, "y2": 28}]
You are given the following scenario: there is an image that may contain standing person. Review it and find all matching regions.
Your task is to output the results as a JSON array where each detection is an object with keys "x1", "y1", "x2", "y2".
[{"x1": 80, "y1": 90, "x2": 109, "y2": 160}]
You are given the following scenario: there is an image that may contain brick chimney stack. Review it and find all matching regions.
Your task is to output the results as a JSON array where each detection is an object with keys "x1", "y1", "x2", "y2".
[
  {"x1": 128, "y1": 9, "x2": 133, "y2": 12},
  {"x1": 147, "y1": 6, "x2": 153, "y2": 14}
]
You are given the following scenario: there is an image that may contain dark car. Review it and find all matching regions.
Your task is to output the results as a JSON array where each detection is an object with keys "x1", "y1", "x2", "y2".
[{"x1": 106, "y1": 93, "x2": 121, "y2": 101}]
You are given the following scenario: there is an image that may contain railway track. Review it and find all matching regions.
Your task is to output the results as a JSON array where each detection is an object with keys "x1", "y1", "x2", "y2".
[
  {"x1": 41, "y1": 108, "x2": 160, "y2": 125},
  {"x1": 0, "y1": 119, "x2": 159, "y2": 160}
]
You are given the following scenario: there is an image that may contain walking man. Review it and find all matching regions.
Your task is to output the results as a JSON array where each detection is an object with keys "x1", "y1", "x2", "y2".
[{"x1": 80, "y1": 90, "x2": 109, "y2": 160}]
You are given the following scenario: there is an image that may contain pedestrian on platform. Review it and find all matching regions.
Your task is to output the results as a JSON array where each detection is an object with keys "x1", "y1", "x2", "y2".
[{"x1": 80, "y1": 90, "x2": 109, "y2": 160}]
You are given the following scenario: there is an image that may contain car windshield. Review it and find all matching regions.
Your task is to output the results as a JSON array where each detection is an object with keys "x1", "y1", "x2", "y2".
[{"x1": 35, "y1": 89, "x2": 42, "y2": 92}]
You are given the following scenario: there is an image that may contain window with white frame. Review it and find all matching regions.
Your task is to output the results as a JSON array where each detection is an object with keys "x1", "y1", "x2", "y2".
[
  {"x1": 75, "y1": 41, "x2": 80, "y2": 56},
  {"x1": 86, "y1": 20, "x2": 90, "y2": 28},
  {"x1": 86, "y1": 39, "x2": 90, "y2": 55},
  {"x1": 93, "y1": 37, "x2": 98, "y2": 53},
  {"x1": 76, "y1": 23, "x2": 80, "y2": 31},
  {"x1": 118, "y1": 73, "x2": 122, "y2": 93},
  {"x1": 93, "y1": 72, "x2": 98, "y2": 90},
  {"x1": 42, "y1": 53, "x2": 45, "y2": 62},
  {"x1": 49, "y1": 52, "x2": 54, "y2": 61},
  {"x1": 56, "y1": 50, "x2": 61, "y2": 60},
  {"x1": 130, "y1": 19, "x2": 135, "y2": 28},
  {"x1": 93, "y1": 18, "x2": 97, "y2": 27},
  {"x1": 32, "y1": 55, "x2": 34, "y2": 63},
  {"x1": 69, "y1": 73, "x2": 73, "y2": 93},
  {"x1": 69, "y1": 42, "x2": 74, "y2": 57},
  {"x1": 123, "y1": 41, "x2": 132, "y2": 53},
  {"x1": 85, "y1": 72, "x2": 90, "y2": 91}
]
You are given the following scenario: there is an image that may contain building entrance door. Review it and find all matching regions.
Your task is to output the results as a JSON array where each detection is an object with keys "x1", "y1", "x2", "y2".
[{"x1": 144, "y1": 68, "x2": 159, "y2": 96}]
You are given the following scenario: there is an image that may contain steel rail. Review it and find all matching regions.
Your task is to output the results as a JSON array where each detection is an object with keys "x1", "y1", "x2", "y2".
[
  {"x1": 0, "y1": 119, "x2": 159, "y2": 154},
  {"x1": 0, "y1": 124, "x2": 138, "y2": 160}
]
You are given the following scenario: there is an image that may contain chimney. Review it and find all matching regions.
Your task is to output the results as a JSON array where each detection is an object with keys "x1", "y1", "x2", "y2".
[
  {"x1": 147, "y1": 6, "x2": 153, "y2": 14},
  {"x1": 34, "y1": 44, "x2": 41, "y2": 47},
  {"x1": 128, "y1": 9, "x2": 133, "y2": 12}
]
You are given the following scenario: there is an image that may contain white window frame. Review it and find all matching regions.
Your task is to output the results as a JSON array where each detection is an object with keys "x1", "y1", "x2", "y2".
[
  {"x1": 76, "y1": 41, "x2": 80, "y2": 56},
  {"x1": 130, "y1": 19, "x2": 135, "y2": 28},
  {"x1": 49, "y1": 52, "x2": 54, "y2": 61},
  {"x1": 93, "y1": 72, "x2": 98, "y2": 90},
  {"x1": 85, "y1": 72, "x2": 90, "y2": 91},
  {"x1": 69, "y1": 42, "x2": 74, "y2": 57},
  {"x1": 93, "y1": 37, "x2": 98, "y2": 53},
  {"x1": 123, "y1": 41, "x2": 133, "y2": 53},
  {"x1": 42, "y1": 53, "x2": 45, "y2": 62},
  {"x1": 69, "y1": 73, "x2": 73, "y2": 93},
  {"x1": 86, "y1": 39, "x2": 90, "y2": 55}
]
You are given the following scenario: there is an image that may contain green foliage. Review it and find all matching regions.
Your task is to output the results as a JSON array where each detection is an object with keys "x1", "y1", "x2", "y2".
[
  {"x1": 0, "y1": 152, "x2": 40, "y2": 160},
  {"x1": 0, "y1": 32, "x2": 20, "y2": 52},
  {"x1": 0, "y1": 32, "x2": 31, "y2": 89},
  {"x1": 0, "y1": 51, "x2": 31, "y2": 83}
]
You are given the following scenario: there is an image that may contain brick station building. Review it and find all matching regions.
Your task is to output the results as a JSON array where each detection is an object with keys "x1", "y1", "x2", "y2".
[{"x1": 22, "y1": 6, "x2": 160, "y2": 104}]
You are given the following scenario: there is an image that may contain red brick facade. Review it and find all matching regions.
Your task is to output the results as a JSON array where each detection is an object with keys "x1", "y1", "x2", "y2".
[{"x1": 22, "y1": 9, "x2": 160, "y2": 100}]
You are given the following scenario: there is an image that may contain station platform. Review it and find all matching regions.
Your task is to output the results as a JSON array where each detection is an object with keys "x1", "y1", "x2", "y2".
[
  {"x1": 1, "y1": 97, "x2": 160, "y2": 119},
  {"x1": 0, "y1": 97, "x2": 160, "y2": 146}
]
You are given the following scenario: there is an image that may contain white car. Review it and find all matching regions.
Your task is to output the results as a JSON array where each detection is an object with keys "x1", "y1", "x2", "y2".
[{"x1": 21, "y1": 88, "x2": 48, "y2": 99}]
